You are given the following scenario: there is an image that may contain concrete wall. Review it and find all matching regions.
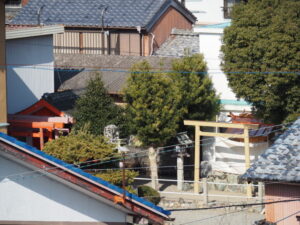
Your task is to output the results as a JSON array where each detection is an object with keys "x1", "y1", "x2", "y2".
[
  {"x1": 6, "y1": 35, "x2": 54, "y2": 113},
  {"x1": 185, "y1": 0, "x2": 230, "y2": 24},
  {"x1": 0, "y1": 154, "x2": 126, "y2": 223}
]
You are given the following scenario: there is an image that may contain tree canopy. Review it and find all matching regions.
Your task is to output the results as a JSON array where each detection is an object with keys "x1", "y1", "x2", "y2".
[
  {"x1": 124, "y1": 56, "x2": 219, "y2": 147},
  {"x1": 73, "y1": 74, "x2": 129, "y2": 136},
  {"x1": 124, "y1": 61, "x2": 182, "y2": 147},
  {"x1": 44, "y1": 129, "x2": 138, "y2": 188},
  {"x1": 221, "y1": 0, "x2": 300, "y2": 123},
  {"x1": 171, "y1": 54, "x2": 220, "y2": 130}
]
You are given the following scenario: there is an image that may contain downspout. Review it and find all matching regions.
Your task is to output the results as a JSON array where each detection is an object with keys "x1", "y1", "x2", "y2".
[{"x1": 150, "y1": 32, "x2": 155, "y2": 56}]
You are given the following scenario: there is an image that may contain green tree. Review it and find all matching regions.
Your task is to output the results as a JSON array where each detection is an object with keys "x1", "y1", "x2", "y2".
[
  {"x1": 73, "y1": 74, "x2": 129, "y2": 137},
  {"x1": 44, "y1": 129, "x2": 117, "y2": 164},
  {"x1": 124, "y1": 61, "x2": 182, "y2": 147},
  {"x1": 44, "y1": 129, "x2": 138, "y2": 189},
  {"x1": 221, "y1": 0, "x2": 300, "y2": 123},
  {"x1": 171, "y1": 54, "x2": 220, "y2": 130}
]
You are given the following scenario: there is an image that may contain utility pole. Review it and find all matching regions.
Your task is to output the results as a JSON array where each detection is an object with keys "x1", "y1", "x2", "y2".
[
  {"x1": 121, "y1": 152, "x2": 126, "y2": 202},
  {"x1": 0, "y1": 0, "x2": 8, "y2": 133}
]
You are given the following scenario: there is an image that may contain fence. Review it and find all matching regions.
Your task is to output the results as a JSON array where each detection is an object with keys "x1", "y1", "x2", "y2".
[{"x1": 134, "y1": 177, "x2": 264, "y2": 208}]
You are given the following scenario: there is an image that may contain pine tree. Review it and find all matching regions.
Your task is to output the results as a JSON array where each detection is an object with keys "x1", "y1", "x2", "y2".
[
  {"x1": 124, "y1": 61, "x2": 182, "y2": 147},
  {"x1": 171, "y1": 54, "x2": 220, "y2": 131},
  {"x1": 73, "y1": 74, "x2": 129, "y2": 136}
]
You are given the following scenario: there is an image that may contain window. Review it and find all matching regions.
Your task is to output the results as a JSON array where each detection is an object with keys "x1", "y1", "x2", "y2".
[
  {"x1": 223, "y1": 0, "x2": 242, "y2": 19},
  {"x1": 5, "y1": 0, "x2": 21, "y2": 7}
]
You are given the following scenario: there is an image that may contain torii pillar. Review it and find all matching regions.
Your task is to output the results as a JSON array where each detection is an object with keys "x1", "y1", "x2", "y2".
[{"x1": 184, "y1": 120, "x2": 258, "y2": 197}]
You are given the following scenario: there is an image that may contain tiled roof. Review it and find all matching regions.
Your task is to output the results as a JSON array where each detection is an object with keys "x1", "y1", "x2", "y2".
[
  {"x1": 241, "y1": 118, "x2": 300, "y2": 183},
  {"x1": 11, "y1": 0, "x2": 196, "y2": 31},
  {"x1": 154, "y1": 28, "x2": 199, "y2": 57},
  {"x1": 0, "y1": 132, "x2": 171, "y2": 221},
  {"x1": 54, "y1": 54, "x2": 175, "y2": 94}
]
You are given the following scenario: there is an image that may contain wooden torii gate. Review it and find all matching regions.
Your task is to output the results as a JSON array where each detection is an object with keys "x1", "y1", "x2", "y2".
[{"x1": 184, "y1": 120, "x2": 259, "y2": 197}]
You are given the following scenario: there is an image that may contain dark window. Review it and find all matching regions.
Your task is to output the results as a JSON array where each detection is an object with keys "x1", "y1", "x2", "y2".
[
  {"x1": 223, "y1": 0, "x2": 241, "y2": 19},
  {"x1": 5, "y1": 0, "x2": 21, "y2": 6}
]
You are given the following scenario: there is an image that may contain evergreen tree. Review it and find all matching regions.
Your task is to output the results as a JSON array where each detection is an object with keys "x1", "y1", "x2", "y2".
[
  {"x1": 221, "y1": 0, "x2": 300, "y2": 123},
  {"x1": 124, "y1": 61, "x2": 182, "y2": 147},
  {"x1": 171, "y1": 54, "x2": 220, "y2": 130},
  {"x1": 73, "y1": 75, "x2": 129, "y2": 136}
]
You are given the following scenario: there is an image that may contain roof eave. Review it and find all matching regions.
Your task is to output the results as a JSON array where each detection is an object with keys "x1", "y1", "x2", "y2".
[
  {"x1": 145, "y1": 0, "x2": 197, "y2": 32},
  {"x1": 0, "y1": 133, "x2": 171, "y2": 224},
  {"x1": 6, "y1": 25, "x2": 64, "y2": 40}
]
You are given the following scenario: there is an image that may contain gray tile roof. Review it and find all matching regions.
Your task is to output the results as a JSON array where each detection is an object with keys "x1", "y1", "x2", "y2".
[
  {"x1": 11, "y1": 0, "x2": 196, "y2": 31},
  {"x1": 154, "y1": 28, "x2": 199, "y2": 57},
  {"x1": 241, "y1": 118, "x2": 300, "y2": 183},
  {"x1": 55, "y1": 54, "x2": 175, "y2": 94}
]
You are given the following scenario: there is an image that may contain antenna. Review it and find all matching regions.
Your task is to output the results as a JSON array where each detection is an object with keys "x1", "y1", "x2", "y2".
[
  {"x1": 37, "y1": 5, "x2": 45, "y2": 26},
  {"x1": 101, "y1": 6, "x2": 109, "y2": 32}
]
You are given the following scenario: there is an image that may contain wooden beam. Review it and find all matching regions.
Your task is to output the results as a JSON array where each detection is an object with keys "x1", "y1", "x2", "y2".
[
  {"x1": 39, "y1": 128, "x2": 44, "y2": 150},
  {"x1": 9, "y1": 121, "x2": 55, "y2": 130},
  {"x1": 199, "y1": 131, "x2": 245, "y2": 139},
  {"x1": 184, "y1": 120, "x2": 259, "y2": 129},
  {"x1": 244, "y1": 126, "x2": 252, "y2": 197},
  {"x1": 8, "y1": 114, "x2": 73, "y2": 124},
  {"x1": 194, "y1": 125, "x2": 200, "y2": 193},
  {"x1": 0, "y1": 0, "x2": 7, "y2": 133}
]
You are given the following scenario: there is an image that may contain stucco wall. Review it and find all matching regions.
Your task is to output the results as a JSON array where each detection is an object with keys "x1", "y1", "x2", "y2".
[
  {"x1": 195, "y1": 27, "x2": 251, "y2": 112},
  {"x1": 6, "y1": 35, "x2": 55, "y2": 114},
  {"x1": 0, "y1": 154, "x2": 126, "y2": 223},
  {"x1": 186, "y1": 0, "x2": 230, "y2": 24}
]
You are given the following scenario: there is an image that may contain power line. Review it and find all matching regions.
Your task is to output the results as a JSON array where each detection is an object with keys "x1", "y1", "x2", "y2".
[
  {"x1": 0, "y1": 123, "x2": 292, "y2": 182},
  {"x1": 169, "y1": 198, "x2": 300, "y2": 211},
  {"x1": 2, "y1": 64, "x2": 300, "y2": 75}
]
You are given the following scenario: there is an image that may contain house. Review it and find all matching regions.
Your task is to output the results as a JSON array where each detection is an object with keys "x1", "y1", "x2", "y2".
[
  {"x1": 181, "y1": 0, "x2": 252, "y2": 115},
  {"x1": 185, "y1": 0, "x2": 244, "y2": 25},
  {"x1": 0, "y1": 132, "x2": 172, "y2": 224},
  {"x1": 196, "y1": 22, "x2": 252, "y2": 115},
  {"x1": 5, "y1": 25, "x2": 64, "y2": 114},
  {"x1": 241, "y1": 118, "x2": 300, "y2": 225},
  {"x1": 11, "y1": 0, "x2": 196, "y2": 56},
  {"x1": 50, "y1": 54, "x2": 176, "y2": 106}
]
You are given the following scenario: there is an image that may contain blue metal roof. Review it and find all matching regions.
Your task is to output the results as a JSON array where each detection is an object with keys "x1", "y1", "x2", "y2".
[
  {"x1": 11, "y1": 0, "x2": 196, "y2": 32},
  {"x1": 0, "y1": 132, "x2": 171, "y2": 216}
]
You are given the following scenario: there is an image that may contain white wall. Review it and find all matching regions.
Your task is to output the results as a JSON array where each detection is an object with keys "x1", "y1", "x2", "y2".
[
  {"x1": 185, "y1": 0, "x2": 230, "y2": 24},
  {"x1": 0, "y1": 154, "x2": 126, "y2": 222},
  {"x1": 202, "y1": 137, "x2": 268, "y2": 175},
  {"x1": 194, "y1": 27, "x2": 251, "y2": 112},
  {"x1": 6, "y1": 35, "x2": 55, "y2": 113}
]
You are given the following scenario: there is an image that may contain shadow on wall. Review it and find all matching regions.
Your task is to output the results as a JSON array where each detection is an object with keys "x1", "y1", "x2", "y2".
[{"x1": 0, "y1": 155, "x2": 125, "y2": 221}]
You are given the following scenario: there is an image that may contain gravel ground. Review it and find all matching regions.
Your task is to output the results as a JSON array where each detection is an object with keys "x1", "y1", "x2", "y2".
[{"x1": 170, "y1": 208, "x2": 264, "y2": 225}]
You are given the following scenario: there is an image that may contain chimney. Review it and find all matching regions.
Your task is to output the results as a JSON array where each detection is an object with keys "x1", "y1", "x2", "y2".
[
  {"x1": 181, "y1": 0, "x2": 185, "y2": 7},
  {"x1": 22, "y1": 0, "x2": 30, "y2": 7}
]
